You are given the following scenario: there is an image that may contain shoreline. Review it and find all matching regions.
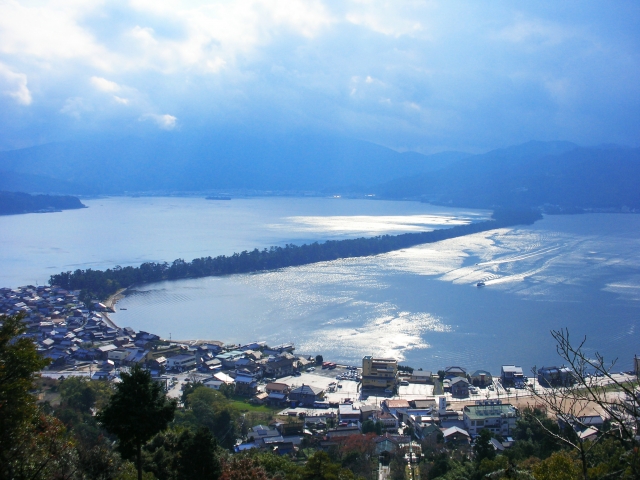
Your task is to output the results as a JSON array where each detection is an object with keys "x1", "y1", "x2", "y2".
[
  {"x1": 102, "y1": 288, "x2": 127, "y2": 329},
  {"x1": 103, "y1": 288, "x2": 127, "y2": 311},
  {"x1": 103, "y1": 289, "x2": 224, "y2": 346},
  {"x1": 104, "y1": 287, "x2": 127, "y2": 311}
]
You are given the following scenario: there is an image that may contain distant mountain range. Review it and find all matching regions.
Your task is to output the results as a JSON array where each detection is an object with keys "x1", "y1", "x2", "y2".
[
  {"x1": 0, "y1": 132, "x2": 467, "y2": 195},
  {"x1": 374, "y1": 141, "x2": 640, "y2": 211},
  {"x1": 0, "y1": 133, "x2": 638, "y2": 211}
]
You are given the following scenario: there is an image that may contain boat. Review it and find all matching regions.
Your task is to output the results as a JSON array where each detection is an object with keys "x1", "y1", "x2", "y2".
[
  {"x1": 205, "y1": 195, "x2": 231, "y2": 200},
  {"x1": 120, "y1": 307, "x2": 127, "y2": 310},
  {"x1": 476, "y1": 282, "x2": 486, "y2": 287}
]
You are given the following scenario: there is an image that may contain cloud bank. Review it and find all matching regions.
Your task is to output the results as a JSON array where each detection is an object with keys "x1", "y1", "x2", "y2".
[{"x1": 0, "y1": 0, "x2": 638, "y2": 152}]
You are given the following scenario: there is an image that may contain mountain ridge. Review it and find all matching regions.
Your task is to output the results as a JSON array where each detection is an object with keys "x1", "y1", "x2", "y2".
[
  {"x1": 0, "y1": 132, "x2": 466, "y2": 194},
  {"x1": 375, "y1": 142, "x2": 640, "y2": 211},
  {"x1": 1, "y1": 134, "x2": 638, "y2": 212}
]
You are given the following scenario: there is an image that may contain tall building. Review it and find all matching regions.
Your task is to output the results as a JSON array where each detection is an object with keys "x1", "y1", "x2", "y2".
[{"x1": 362, "y1": 356, "x2": 398, "y2": 390}]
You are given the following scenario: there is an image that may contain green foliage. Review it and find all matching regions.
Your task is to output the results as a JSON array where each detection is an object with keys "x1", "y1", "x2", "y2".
[
  {"x1": 315, "y1": 355, "x2": 324, "y2": 365},
  {"x1": 59, "y1": 375, "x2": 113, "y2": 413},
  {"x1": 0, "y1": 313, "x2": 88, "y2": 479},
  {"x1": 398, "y1": 365, "x2": 414, "y2": 374},
  {"x1": 531, "y1": 451, "x2": 581, "y2": 480},
  {"x1": 175, "y1": 386, "x2": 239, "y2": 451},
  {"x1": 474, "y1": 429, "x2": 496, "y2": 464},
  {"x1": 181, "y1": 380, "x2": 203, "y2": 407},
  {"x1": 177, "y1": 427, "x2": 222, "y2": 480},
  {"x1": 218, "y1": 382, "x2": 236, "y2": 399},
  {"x1": 75, "y1": 439, "x2": 131, "y2": 480},
  {"x1": 0, "y1": 313, "x2": 61, "y2": 478},
  {"x1": 432, "y1": 459, "x2": 475, "y2": 480},
  {"x1": 301, "y1": 451, "x2": 357, "y2": 479},
  {"x1": 389, "y1": 455, "x2": 407, "y2": 480},
  {"x1": 474, "y1": 455, "x2": 509, "y2": 479},
  {"x1": 244, "y1": 450, "x2": 301, "y2": 478},
  {"x1": 504, "y1": 408, "x2": 563, "y2": 462},
  {"x1": 427, "y1": 453, "x2": 451, "y2": 479},
  {"x1": 360, "y1": 419, "x2": 376, "y2": 434},
  {"x1": 98, "y1": 364, "x2": 176, "y2": 480}
]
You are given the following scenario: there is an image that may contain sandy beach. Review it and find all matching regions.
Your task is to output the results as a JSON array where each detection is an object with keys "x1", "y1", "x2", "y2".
[{"x1": 104, "y1": 288, "x2": 126, "y2": 311}]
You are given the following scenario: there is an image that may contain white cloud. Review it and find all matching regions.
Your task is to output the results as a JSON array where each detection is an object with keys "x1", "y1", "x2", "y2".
[
  {"x1": 90, "y1": 76, "x2": 121, "y2": 93},
  {"x1": 495, "y1": 17, "x2": 576, "y2": 46},
  {"x1": 0, "y1": 63, "x2": 31, "y2": 105},
  {"x1": 344, "y1": 1, "x2": 427, "y2": 38},
  {"x1": 91, "y1": 77, "x2": 135, "y2": 106},
  {"x1": 60, "y1": 97, "x2": 92, "y2": 118},
  {"x1": 140, "y1": 113, "x2": 177, "y2": 130},
  {"x1": 0, "y1": 1, "x2": 113, "y2": 69}
]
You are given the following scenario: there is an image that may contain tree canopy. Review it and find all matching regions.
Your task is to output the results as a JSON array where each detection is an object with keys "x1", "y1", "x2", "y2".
[{"x1": 98, "y1": 364, "x2": 176, "y2": 480}]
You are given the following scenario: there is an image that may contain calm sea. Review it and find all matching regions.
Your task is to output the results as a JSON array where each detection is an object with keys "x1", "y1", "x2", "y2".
[{"x1": 2, "y1": 196, "x2": 639, "y2": 374}]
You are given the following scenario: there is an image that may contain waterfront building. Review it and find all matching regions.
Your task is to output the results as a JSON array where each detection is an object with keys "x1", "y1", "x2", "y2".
[
  {"x1": 537, "y1": 366, "x2": 574, "y2": 387},
  {"x1": 470, "y1": 370, "x2": 493, "y2": 387},
  {"x1": 501, "y1": 365, "x2": 524, "y2": 386},
  {"x1": 362, "y1": 355, "x2": 397, "y2": 390},
  {"x1": 444, "y1": 366, "x2": 467, "y2": 379}
]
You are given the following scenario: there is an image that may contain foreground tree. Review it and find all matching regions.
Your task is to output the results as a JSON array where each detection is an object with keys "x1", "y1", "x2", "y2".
[
  {"x1": 177, "y1": 427, "x2": 222, "y2": 480},
  {"x1": 0, "y1": 313, "x2": 79, "y2": 479},
  {"x1": 98, "y1": 364, "x2": 176, "y2": 480},
  {"x1": 527, "y1": 329, "x2": 640, "y2": 479}
]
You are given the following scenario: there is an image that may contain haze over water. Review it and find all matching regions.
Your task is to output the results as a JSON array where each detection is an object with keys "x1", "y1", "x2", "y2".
[{"x1": 2, "y1": 196, "x2": 639, "y2": 374}]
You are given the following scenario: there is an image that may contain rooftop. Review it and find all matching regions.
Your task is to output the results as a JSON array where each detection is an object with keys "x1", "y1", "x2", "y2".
[{"x1": 463, "y1": 402, "x2": 517, "y2": 420}]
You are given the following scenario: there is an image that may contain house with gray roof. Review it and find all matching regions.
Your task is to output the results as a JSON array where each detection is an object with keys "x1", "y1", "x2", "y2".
[
  {"x1": 450, "y1": 377, "x2": 470, "y2": 397},
  {"x1": 289, "y1": 384, "x2": 324, "y2": 406},
  {"x1": 501, "y1": 365, "x2": 524, "y2": 386}
]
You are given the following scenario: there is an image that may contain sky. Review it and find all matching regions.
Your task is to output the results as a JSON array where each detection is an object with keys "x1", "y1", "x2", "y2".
[{"x1": 0, "y1": 1, "x2": 638, "y2": 153}]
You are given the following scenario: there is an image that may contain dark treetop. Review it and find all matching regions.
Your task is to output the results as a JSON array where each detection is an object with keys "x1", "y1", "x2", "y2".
[{"x1": 0, "y1": 191, "x2": 86, "y2": 216}]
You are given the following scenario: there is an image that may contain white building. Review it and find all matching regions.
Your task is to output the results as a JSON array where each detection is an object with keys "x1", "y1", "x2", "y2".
[
  {"x1": 463, "y1": 400, "x2": 518, "y2": 437},
  {"x1": 166, "y1": 354, "x2": 196, "y2": 370}
]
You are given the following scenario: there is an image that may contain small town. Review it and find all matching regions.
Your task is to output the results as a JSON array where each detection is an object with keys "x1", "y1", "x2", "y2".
[{"x1": 2, "y1": 282, "x2": 638, "y2": 479}]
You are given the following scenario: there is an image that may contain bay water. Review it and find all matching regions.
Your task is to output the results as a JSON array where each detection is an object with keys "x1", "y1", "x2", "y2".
[{"x1": 2, "y1": 196, "x2": 639, "y2": 374}]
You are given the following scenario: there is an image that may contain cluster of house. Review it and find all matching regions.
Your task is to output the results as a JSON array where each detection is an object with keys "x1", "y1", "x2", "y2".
[
  {"x1": 0, "y1": 285, "x2": 315, "y2": 383},
  {"x1": 434, "y1": 364, "x2": 575, "y2": 397},
  {"x1": 236, "y1": 358, "x2": 611, "y2": 457},
  {"x1": 238, "y1": 416, "x2": 419, "y2": 461},
  {"x1": 235, "y1": 392, "x2": 522, "y2": 457},
  {"x1": 0, "y1": 285, "x2": 169, "y2": 376},
  {"x1": 182, "y1": 342, "x2": 320, "y2": 397}
]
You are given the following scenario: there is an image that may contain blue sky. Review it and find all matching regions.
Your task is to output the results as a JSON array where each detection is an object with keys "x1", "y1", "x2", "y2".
[{"x1": 0, "y1": 0, "x2": 638, "y2": 153}]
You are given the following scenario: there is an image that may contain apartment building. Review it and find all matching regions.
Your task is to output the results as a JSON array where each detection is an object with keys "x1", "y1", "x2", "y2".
[{"x1": 362, "y1": 356, "x2": 398, "y2": 390}]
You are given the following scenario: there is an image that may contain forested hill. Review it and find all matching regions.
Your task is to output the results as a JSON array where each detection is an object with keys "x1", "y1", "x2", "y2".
[
  {"x1": 50, "y1": 209, "x2": 541, "y2": 300},
  {"x1": 0, "y1": 191, "x2": 86, "y2": 215},
  {"x1": 375, "y1": 142, "x2": 640, "y2": 212}
]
